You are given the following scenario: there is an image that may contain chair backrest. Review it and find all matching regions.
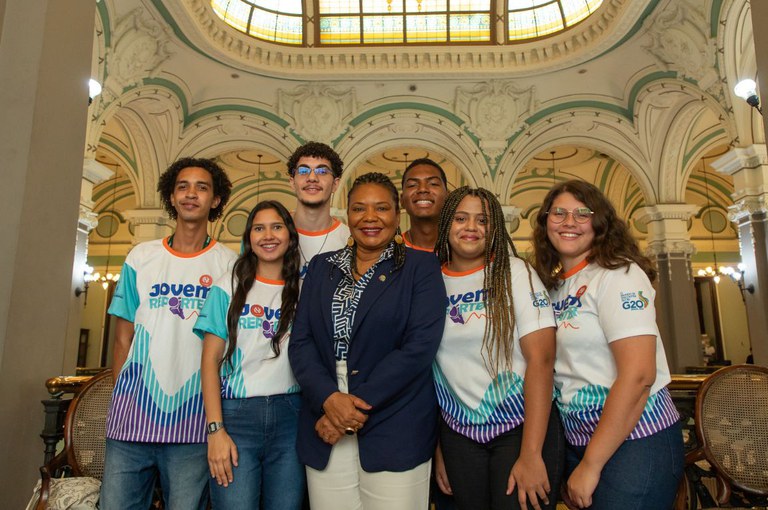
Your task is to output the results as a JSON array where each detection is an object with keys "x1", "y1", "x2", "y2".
[
  {"x1": 695, "y1": 364, "x2": 768, "y2": 496},
  {"x1": 63, "y1": 370, "x2": 114, "y2": 479}
]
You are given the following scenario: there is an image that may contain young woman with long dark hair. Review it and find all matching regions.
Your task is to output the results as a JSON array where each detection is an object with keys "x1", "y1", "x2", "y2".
[
  {"x1": 195, "y1": 200, "x2": 304, "y2": 509},
  {"x1": 532, "y1": 180, "x2": 683, "y2": 509}
]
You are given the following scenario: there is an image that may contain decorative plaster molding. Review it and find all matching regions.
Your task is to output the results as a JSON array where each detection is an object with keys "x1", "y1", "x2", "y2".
[
  {"x1": 645, "y1": 240, "x2": 696, "y2": 257},
  {"x1": 711, "y1": 144, "x2": 768, "y2": 175},
  {"x1": 169, "y1": 0, "x2": 650, "y2": 79},
  {"x1": 637, "y1": 204, "x2": 698, "y2": 223},
  {"x1": 78, "y1": 207, "x2": 99, "y2": 233},
  {"x1": 83, "y1": 158, "x2": 114, "y2": 184},
  {"x1": 102, "y1": 8, "x2": 172, "y2": 103},
  {"x1": 123, "y1": 208, "x2": 172, "y2": 227},
  {"x1": 501, "y1": 205, "x2": 521, "y2": 222},
  {"x1": 277, "y1": 84, "x2": 357, "y2": 144},
  {"x1": 454, "y1": 80, "x2": 535, "y2": 160},
  {"x1": 643, "y1": 1, "x2": 717, "y2": 90}
]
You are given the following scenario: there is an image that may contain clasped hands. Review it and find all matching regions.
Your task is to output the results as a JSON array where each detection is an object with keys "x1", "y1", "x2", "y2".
[{"x1": 316, "y1": 391, "x2": 372, "y2": 445}]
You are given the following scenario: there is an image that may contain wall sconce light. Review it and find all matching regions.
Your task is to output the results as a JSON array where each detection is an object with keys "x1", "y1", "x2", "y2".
[
  {"x1": 88, "y1": 79, "x2": 102, "y2": 105},
  {"x1": 734, "y1": 79, "x2": 762, "y2": 114},
  {"x1": 721, "y1": 263, "x2": 755, "y2": 301},
  {"x1": 74, "y1": 265, "x2": 95, "y2": 305}
]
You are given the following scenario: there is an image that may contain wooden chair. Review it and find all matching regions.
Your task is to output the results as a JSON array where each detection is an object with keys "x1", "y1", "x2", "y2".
[
  {"x1": 32, "y1": 370, "x2": 113, "y2": 510},
  {"x1": 677, "y1": 364, "x2": 768, "y2": 509}
]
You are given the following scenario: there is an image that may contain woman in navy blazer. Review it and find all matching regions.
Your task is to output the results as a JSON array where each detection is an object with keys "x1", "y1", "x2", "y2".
[{"x1": 289, "y1": 172, "x2": 446, "y2": 510}]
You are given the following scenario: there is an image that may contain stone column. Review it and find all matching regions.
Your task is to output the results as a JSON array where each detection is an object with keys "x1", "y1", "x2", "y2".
[
  {"x1": 638, "y1": 204, "x2": 703, "y2": 372},
  {"x1": 0, "y1": 1, "x2": 95, "y2": 506},
  {"x1": 63, "y1": 159, "x2": 114, "y2": 369},
  {"x1": 124, "y1": 208, "x2": 174, "y2": 245},
  {"x1": 712, "y1": 144, "x2": 768, "y2": 365}
]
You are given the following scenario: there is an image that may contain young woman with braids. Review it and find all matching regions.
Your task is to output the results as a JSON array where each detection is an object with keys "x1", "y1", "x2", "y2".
[
  {"x1": 289, "y1": 172, "x2": 446, "y2": 510},
  {"x1": 194, "y1": 200, "x2": 304, "y2": 509},
  {"x1": 432, "y1": 186, "x2": 564, "y2": 510},
  {"x1": 532, "y1": 180, "x2": 683, "y2": 509}
]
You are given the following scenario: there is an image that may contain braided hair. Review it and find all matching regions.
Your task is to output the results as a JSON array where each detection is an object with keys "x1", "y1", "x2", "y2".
[
  {"x1": 436, "y1": 186, "x2": 533, "y2": 376},
  {"x1": 347, "y1": 172, "x2": 406, "y2": 274}
]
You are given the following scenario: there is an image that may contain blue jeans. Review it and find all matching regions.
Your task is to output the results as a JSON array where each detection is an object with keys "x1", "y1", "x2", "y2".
[
  {"x1": 210, "y1": 394, "x2": 305, "y2": 510},
  {"x1": 100, "y1": 439, "x2": 208, "y2": 510},
  {"x1": 565, "y1": 422, "x2": 684, "y2": 510}
]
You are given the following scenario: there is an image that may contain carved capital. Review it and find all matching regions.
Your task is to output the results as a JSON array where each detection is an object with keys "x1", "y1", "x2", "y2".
[
  {"x1": 78, "y1": 207, "x2": 99, "y2": 233},
  {"x1": 729, "y1": 196, "x2": 768, "y2": 223},
  {"x1": 123, "y1": 208, "x2": 172, "y2": 227},
  {"x1": 645, "y1": 240, "x2": 697, "y2": 257},
  {"x1": 638, "y1": 204, "x2": 697, "y2": 255}
]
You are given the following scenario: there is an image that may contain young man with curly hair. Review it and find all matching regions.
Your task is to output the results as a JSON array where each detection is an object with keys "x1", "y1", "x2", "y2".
[
  {"x1": 287, "y1": 142, "x2": 351, "y2": 279},
  {"x1": 100, "y1": 158, "x2": 237, "y2": 510}
]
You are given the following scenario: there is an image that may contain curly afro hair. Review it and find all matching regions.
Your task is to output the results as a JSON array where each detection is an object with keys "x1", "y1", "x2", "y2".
[
  {"x1": 157, "y1": 157, "x2": 232, "y2": 221},
  {"x1": 286, "y1": 142, "x2": 343, "y2": 178}
]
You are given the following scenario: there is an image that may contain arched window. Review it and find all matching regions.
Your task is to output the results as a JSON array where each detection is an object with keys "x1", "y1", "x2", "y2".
[{"x1": 210, "y1": 0, "x2": 603, "y2": 46}]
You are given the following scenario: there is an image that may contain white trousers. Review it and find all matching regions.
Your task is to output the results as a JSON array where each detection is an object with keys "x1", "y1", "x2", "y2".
[{"x1": 305, "y1": 362, "x2": 431, "y2": 510}]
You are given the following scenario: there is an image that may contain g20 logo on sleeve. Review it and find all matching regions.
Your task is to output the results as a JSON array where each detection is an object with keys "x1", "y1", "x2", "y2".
[
  {"x1": 621, "y1": 290, "x2": 649, "y2": 310},
  {"x1": 530, "y1": 291, "x2": 550, "y2": 308}
]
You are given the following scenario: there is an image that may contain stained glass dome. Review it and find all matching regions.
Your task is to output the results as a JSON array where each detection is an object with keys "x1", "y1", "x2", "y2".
[{"x1": 211, "y1": 0, "x2": 603, "y2": 46}]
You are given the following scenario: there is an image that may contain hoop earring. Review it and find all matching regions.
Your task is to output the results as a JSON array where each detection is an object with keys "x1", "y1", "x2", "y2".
[{"x1": 346, "y1": 236, "x2": 355, "y2": 247}]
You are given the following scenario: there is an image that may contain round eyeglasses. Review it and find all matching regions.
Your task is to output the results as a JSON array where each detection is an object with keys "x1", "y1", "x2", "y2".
[
  {"x1": 546, "y1": 207, "x2": 594, "y2": 224},
  {"x1": 294, "y1": 165, "x2": 332, "y2": 177}
]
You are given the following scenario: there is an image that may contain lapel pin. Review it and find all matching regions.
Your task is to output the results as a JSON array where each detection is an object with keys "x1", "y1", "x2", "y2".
[{"x1": 379, "y1": 275, "x2": 386, "y2": 282}]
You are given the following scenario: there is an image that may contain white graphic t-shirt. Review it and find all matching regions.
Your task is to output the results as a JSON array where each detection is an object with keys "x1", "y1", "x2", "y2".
[
  {"x1": 106, "y1": 238, "x2": 236, "y2": 443},
  {"x1": 550, "y1": 260, "x2": 679, "y2": 446},
  {"x1": 298, "y1": 219, "x2": 350, "y2": 280},
  {"x1": 434, "y1": 257, "x2": 556, "y2": 443},
  {"x1": 193, "y1": 275, "x2": 299, "y2": 398}
]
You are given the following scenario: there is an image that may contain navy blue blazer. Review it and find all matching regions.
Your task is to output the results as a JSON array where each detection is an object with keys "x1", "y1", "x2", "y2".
[{"x1": 288, "y1": 248, "x2": 446, "y2": 472}]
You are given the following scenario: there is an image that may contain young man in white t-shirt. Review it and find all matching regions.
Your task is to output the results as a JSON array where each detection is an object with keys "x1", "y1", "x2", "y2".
[
  {"x1": 400, "y1": 158, "x2": 449, "y2": 252},
  {"x1": 287, "y1": 142, "x2": 350, "y2": 278},
  {"x1": 100, "y1": 158, "x2": 237, "y2": 510}
]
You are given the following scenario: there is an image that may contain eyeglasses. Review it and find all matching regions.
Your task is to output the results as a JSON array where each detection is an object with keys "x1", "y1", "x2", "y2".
[
  {"x1": 546, "y1": 207, "x2": 594, "y2": 224},
  {"x1": 295, "y1": 165, "x2": 333, "y2": 177}
]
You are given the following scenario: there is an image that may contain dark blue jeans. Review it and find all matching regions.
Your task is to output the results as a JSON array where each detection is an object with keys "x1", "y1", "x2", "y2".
[
  {"x1": 440, "y1": 403, "x2": 566, "y2": 510},
  {"x1": 565, "y1": 422, "x2": 684, "y2": 510},
  {"x1": 209, "y1": 394, "x2": 305, "y2": 510},
  {"x1": 100, "y1": 439, "x2": 208, "y2": 510}
]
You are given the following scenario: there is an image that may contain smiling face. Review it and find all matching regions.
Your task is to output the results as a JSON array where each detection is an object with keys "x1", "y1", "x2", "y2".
[
  {"x1": 249, "y1": 207, "x2": 290, "y2": 266},
  {"x1": 289, "y1": 156, "x2": 340, "y2": 209},
  {"x1": 347, "y1": 182, "x2": 399, "y2": 257},
  {"x1": 400, "y1": 163, "x2": 448, "y2": 222},
  {"x1": 546, "y1": 191, "x2": 595, "y2": 271},
  {"x1": 169, "y1": 166, "x2": 220, "y2": 225},
  {"x1": 448, "y1": 195, "x2": 489, "y2": 271}
]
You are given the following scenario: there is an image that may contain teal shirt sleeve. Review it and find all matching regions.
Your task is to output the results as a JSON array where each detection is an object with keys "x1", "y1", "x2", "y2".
[
  {"x1": 108, "y1": 262, "x2": 139, "y2": 323},
  {"x1": 193, "y1": 285, "x2": 231, "y2": 341}
]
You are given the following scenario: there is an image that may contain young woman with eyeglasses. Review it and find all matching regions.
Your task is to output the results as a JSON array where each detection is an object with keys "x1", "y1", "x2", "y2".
[
  {"x1": 194, "y1": 200, "x2": 304, "y2": 510},
  {"x1": 532, "y1": 180, "x2": 683, "y2": 510}
]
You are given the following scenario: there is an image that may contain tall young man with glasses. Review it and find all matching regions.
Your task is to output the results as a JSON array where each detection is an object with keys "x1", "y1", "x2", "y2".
[{"x1": 287, "y1": 142, "x2": 350, "y2": 279}]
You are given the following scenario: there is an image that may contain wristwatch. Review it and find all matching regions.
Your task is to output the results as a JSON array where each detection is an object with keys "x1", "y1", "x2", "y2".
[{"x1": 207, "y1": 421, "x2": 225, "y2": 434}]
